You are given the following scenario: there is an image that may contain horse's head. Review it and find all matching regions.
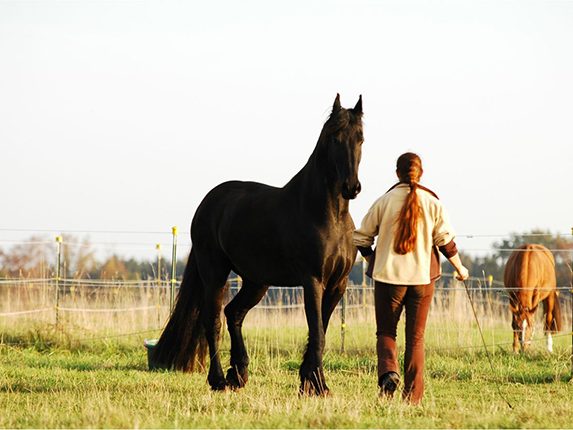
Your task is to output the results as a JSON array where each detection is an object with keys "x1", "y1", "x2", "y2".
[
  {"x1": 510, "y1": 299, "x2": 536, "y2": 352},
  {"x1": 320, "y1": 94, "x2": 364, "y2": 200}
]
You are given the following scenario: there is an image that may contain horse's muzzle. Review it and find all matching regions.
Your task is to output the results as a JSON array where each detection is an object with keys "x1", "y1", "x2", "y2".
[{"x1": 342, "y1": 181, "x2": 361, "y2": 200}]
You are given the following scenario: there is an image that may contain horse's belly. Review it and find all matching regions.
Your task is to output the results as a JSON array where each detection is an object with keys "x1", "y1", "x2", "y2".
[{"x1": 230, "y1": 253, "x2": 312, "y2": 286}]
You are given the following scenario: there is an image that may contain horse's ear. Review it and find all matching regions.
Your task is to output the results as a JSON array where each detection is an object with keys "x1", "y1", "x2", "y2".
[
  {"x1": 353, "y1": 95, "x2": 363, "y2": 115},
  {"x1": 332, "y1": 93, "x2": 341, "y2": 112}
]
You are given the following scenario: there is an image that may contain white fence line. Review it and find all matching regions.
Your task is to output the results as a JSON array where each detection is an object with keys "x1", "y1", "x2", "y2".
[
  {"x1": 1, "y1": 275, "x2": 571, "y2": 291},
  {"x1": 57, "y1": 305, "x2": 159, "y2": 313},
  {"x1": 0, "y1": 307, "x2": 53, "y2": 317},
  {"x1": 0, "y1": 272, "x2": 571, "y2": 319},
  {"x1": 0, "y1": 278, "x2": 52, "y2": 285}
]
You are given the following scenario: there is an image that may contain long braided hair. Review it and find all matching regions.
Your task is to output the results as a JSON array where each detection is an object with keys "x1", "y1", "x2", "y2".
[{"x1": 394, "y1": 152, "x2": 423, "y2": 254}]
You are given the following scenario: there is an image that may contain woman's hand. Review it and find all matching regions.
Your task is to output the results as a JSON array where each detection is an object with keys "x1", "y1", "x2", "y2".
[
  {"x1": 448, "y1": 253, "x2": 469, "y2": 281},
  {"x1": 364, "y1": 253, "x2": 375, "y2": 279},
  {"x1": 365, "y1": 253, "x2": 374, "y2": 266},
  {"x1": 455, "y1": 265, "x2": 469, "y2": 281}
]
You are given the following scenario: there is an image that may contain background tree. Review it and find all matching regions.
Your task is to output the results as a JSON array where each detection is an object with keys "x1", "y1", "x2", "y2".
[
  {"x1": 97, "y1": 255, "x2": 130, "y2": 280},
  {"x1": 60, "y1": 234, "x2": 97, "y2": 278},
  {"x1": 3, "y1": 231, "x2": 568, "y2": 288},
  {"x1": 0, "y1": 236, "x2": 54, "y2": 278}
]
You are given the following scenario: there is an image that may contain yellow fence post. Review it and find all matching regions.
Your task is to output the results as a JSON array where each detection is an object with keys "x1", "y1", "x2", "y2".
[
  {"x1": 55, "y1": 235, "x2": 62, "y2": 329},
  {"x1": 341, "y1": 290, "x2": 346, "y2": 354},
  {"x1": 156, "y1": 243, "x2": 162, "y2": 326},
  {"x1": 361, "y1": 257, "x2": 367, "y2": 309}
]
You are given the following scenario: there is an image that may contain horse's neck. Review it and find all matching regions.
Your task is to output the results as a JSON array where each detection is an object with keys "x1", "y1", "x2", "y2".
[{"x1": 285, "y1": 147, "x2": 349, "y2": 223}]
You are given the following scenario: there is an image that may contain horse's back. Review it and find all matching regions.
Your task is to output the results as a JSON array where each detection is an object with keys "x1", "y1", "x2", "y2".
[
  {"x1": 504, "y1": 244, "x2": 556, "y2": 293},
  {"x1": 200, "y1": 180, "x2": 280, "y2": 208},
  {"x1": 191, "y1": 180, "x2": 281, "y2": 239}
]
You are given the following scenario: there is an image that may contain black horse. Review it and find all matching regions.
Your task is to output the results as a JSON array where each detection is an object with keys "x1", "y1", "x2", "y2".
[{"x1": 152, "y1": 94, "x2": 364, "y2": 395}]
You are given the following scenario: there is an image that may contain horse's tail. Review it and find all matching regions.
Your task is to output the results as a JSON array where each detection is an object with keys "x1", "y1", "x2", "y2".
[
  {"x1": 549, "y1": 290, "x2": 562, "y2": 333},
  {"x1": 151, "y1": 249, "x2": 207, "y2": 372}
]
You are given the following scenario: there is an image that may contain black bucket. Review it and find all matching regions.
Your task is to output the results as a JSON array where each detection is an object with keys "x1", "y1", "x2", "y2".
[{"x1": 144, "y1": 338, "x2": 159, "y2": 370}]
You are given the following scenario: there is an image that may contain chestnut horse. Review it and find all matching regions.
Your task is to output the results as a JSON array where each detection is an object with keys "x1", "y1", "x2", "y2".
[
  {"x1": 152, "y1": 94, "x2": 364, "y2": 395},
  {"x1": 504, "y1": 244, "x2": 562, "y2": 352}
]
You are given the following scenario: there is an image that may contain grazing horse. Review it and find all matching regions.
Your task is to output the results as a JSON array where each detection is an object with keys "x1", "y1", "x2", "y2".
[
  {"x1": 152, "y1": 94, "x2": 364, "y2": 395},
  {"x1": 504, "y1": 244, "x2": 562, "y2": 353}
]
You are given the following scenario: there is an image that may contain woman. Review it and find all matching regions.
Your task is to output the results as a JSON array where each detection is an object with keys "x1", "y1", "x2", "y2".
[{"x1": 353, "y1": 152, "x2": 469, "y2": 404}]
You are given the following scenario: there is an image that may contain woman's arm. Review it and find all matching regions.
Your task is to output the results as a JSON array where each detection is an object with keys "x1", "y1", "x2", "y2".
[
  {"x1": 447, "y1": 252, "x2": 469, "y2": 281},
  {"x1": 438, "y1": 240, "x2": 469, "y2": 280},
  {"x1": 433, "y1": 202, "x2": 468, "y2": 280}
]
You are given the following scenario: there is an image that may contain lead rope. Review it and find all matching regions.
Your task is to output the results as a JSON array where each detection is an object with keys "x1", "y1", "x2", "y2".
[{"x1": 461, "y1": 278, "x2": 513, "y2": 409}]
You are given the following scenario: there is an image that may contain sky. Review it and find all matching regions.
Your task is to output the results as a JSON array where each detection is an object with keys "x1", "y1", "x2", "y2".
[{"x1": 1, "y1": 0, "x2": 572, "y2": 260}]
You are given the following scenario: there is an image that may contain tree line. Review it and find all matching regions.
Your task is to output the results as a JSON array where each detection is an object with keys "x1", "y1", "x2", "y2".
[
  {"x1": 1, "y1": 230, "x2": 571, "y2": 287},
  {"x1": 346, "y1": 229, "x2": 572, "y2": 288},
  {"x1": 0, "y1": 234, "x2": 185, "y2": 281}
]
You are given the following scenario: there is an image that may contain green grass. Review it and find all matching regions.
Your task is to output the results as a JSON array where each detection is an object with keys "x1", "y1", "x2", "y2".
[{"x1": 1, "y1": 322, "x2": 572, "y2": 428}]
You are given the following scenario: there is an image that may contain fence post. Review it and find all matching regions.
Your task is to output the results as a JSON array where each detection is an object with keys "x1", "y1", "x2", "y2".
[
  {"x1": 156, "y1": 243, "x2": 162, "y2": 326},
  {"x1": 156, "y1": 243, "x2": 162, "y2": 285},
  {"x1": 55, "y1": 235, "x2": 62, "y2": 329},
  {"x1": 361, "y1": 257, "x2": 367, "y2": 309},
  {"x1": 570, "y1": 227, "x2": 573, "y2": 380},
  {"x1": 340, "y1": 290, "x2": 346, "y2": 353},
  {"x1": 170, "y1": 226, "x2": 178, "y2": 313}
]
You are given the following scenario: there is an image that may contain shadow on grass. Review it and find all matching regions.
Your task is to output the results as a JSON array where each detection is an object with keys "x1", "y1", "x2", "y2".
[
  {"x1": 0, "y1": 383, "x2": 61, "y2": 394},
  {"x1": 1, "y1": 345, "x2": 149, "y2": 373},
  {"x1": 281, "y1": 355, "x2": 376, "y2": 373},
  {"x1": 505, "y1": 373, "x2": 571, "y2": 384},
  {"x1": 6, "y1": 359, "x2": 150, "y2": 373}
]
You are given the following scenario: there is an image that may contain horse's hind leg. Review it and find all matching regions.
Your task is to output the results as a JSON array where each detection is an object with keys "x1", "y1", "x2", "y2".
[
  {"x1": 224, "y1": 279, "x2": 269, "y2": 389},
  {"x1": 197, "y1": 255, "x2": 231, "y2": 391},
  {"x1": 321, "y1": 281, "x2": 346, "y2": 333}
]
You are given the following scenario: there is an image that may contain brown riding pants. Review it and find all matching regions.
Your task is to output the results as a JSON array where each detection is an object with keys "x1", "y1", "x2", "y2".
[{"x1": 375, "y1": 280, "x2": 435, "y2": 404}]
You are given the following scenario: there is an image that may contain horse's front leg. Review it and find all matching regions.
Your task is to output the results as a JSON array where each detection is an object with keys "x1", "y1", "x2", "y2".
[
  {"x1": 300, "y1": 278, "x2": 329, "y2": 396},
  {"x1": 511, "y1": 316, "x2": 520, "y2": 353},
  {"x1": 542, "y1": 297, "x2": 554, "y2": 353}
]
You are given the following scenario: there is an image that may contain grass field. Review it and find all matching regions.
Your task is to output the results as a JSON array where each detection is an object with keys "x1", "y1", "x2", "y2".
[{"x1": 1, "y1": 319, "x2": 572, "y2": 429}]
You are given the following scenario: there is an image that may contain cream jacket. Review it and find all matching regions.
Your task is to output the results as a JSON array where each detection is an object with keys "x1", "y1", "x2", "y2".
[{"x1": 353, "y1": 184, "x2": 455, "y2": 285}]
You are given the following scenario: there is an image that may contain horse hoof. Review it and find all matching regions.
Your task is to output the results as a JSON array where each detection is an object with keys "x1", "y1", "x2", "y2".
[
  {"x1": 379, "y1": 371, "x2": 400, "y2": 397},
  {"x1": 299, "y1": 379, "x2": 330, "y2": 397},
  {"x1": 209, "y1": 381, "x2": 227, "y2": 391},
  {"x1": 208, "y1": 375, "x2": 227, "y2": 391},
  {"x1": 299, "y1": 386, "x2": 331, "y2": 397},
  {"x1": 226, "y1": 367, "x2": 248, "y2": 389}
]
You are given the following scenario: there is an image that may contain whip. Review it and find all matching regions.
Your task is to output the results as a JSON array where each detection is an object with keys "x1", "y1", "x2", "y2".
[{"x1": 460, "y1": 278, "x2": 513, "y2": 409}]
